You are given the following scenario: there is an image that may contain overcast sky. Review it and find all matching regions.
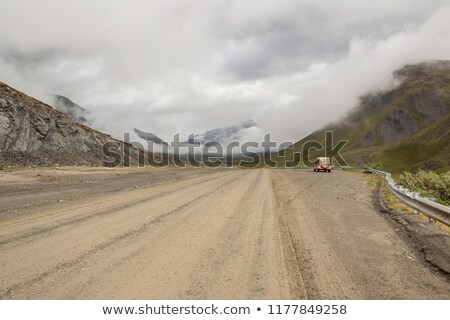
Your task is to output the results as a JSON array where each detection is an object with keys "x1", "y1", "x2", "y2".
[{"x1": 1, "y1": 0, "x2": 450, "y2": 143}]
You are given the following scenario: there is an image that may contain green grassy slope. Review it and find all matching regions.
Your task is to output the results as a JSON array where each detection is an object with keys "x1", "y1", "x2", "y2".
[{"x1": 275, "y1": 61, "x2": 450, "y2": 173}]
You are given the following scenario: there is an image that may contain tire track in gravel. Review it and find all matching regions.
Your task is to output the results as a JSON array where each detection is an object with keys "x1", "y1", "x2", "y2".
[
  {"x1": 0, "y1": 171, "x2": 230, "y2": 247},
  {"x1": 272, "y1": 171, "x2": 352, "y2": 299},
  {"x1": 0, "y1": 170, "x2": 244, "y2": 299},
  {"x1": 270, "y1": 169, "x2": 450, "y2": 299},
  {"x1": 1, "y1": 168, "x2": 448, "y2": 299}
]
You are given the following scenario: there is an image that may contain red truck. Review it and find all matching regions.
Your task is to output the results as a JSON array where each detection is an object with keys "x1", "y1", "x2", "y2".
[{"x1": 313, "y1": 157, "x2": 332, "y2": 172}]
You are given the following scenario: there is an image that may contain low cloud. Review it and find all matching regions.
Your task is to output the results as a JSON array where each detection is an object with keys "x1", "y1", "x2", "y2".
[{"x1": 0, "y1": 0, "x2": 449, "y2": 144}]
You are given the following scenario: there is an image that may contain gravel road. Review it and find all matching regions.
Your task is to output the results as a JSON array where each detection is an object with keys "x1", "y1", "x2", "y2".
[{"x1": 0, "y1": 167, "x2": 448, "y2": 299}]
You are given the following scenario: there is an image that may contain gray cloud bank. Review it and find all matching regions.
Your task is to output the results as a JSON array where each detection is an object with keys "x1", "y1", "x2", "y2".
[{"x1": 1, "y1": 0, "x2": 449, "y2": 144}]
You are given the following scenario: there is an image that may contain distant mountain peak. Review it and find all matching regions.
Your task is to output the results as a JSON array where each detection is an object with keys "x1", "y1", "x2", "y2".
[
  {"x1": 47, "y1": 94, "x2": 89, "y2": 124},
  {"x1": 134, "y1": 119, "x2": 258, "y2": 147}
]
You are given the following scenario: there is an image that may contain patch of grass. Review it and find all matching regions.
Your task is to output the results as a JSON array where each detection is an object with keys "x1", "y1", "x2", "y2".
[
  {"x1": 364, "y1": 161, "x2": 383, "y2": 171},
  {"x1": 436, "y1": 220, "x2": 450, "y2": 234},
  {"x1": 384, "y1": 185, "x2": 416, "y2": 214},
  {"x1": 372, "y1": 141, "x2": 448, "y2": 173},
  {"x1": 367, "y1": 176, "x2": 382, "y2": 188}
]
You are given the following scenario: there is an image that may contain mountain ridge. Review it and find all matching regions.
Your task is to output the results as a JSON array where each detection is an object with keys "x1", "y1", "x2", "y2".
[{"x1": 277, "y1": 61, "x2": 450, "y2": 173}]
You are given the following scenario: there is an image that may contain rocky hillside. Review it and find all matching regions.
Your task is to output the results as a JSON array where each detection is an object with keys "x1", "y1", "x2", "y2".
[
  {"x1": 0, "y1": 82, "x2": 159, "y2": 167},
  {"x1": 278, "y1": 61, "x2": 450, "y2": 173}
]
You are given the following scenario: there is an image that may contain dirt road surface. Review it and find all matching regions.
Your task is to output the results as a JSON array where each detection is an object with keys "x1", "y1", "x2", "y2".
[{"x1": 0, "y1": 167, "x2": 449, "y2": 299}]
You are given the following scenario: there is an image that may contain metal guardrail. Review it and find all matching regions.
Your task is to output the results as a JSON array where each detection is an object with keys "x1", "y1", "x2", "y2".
[{"x1": 366, "y1": 168, "x2": 450, "y2": 227}]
